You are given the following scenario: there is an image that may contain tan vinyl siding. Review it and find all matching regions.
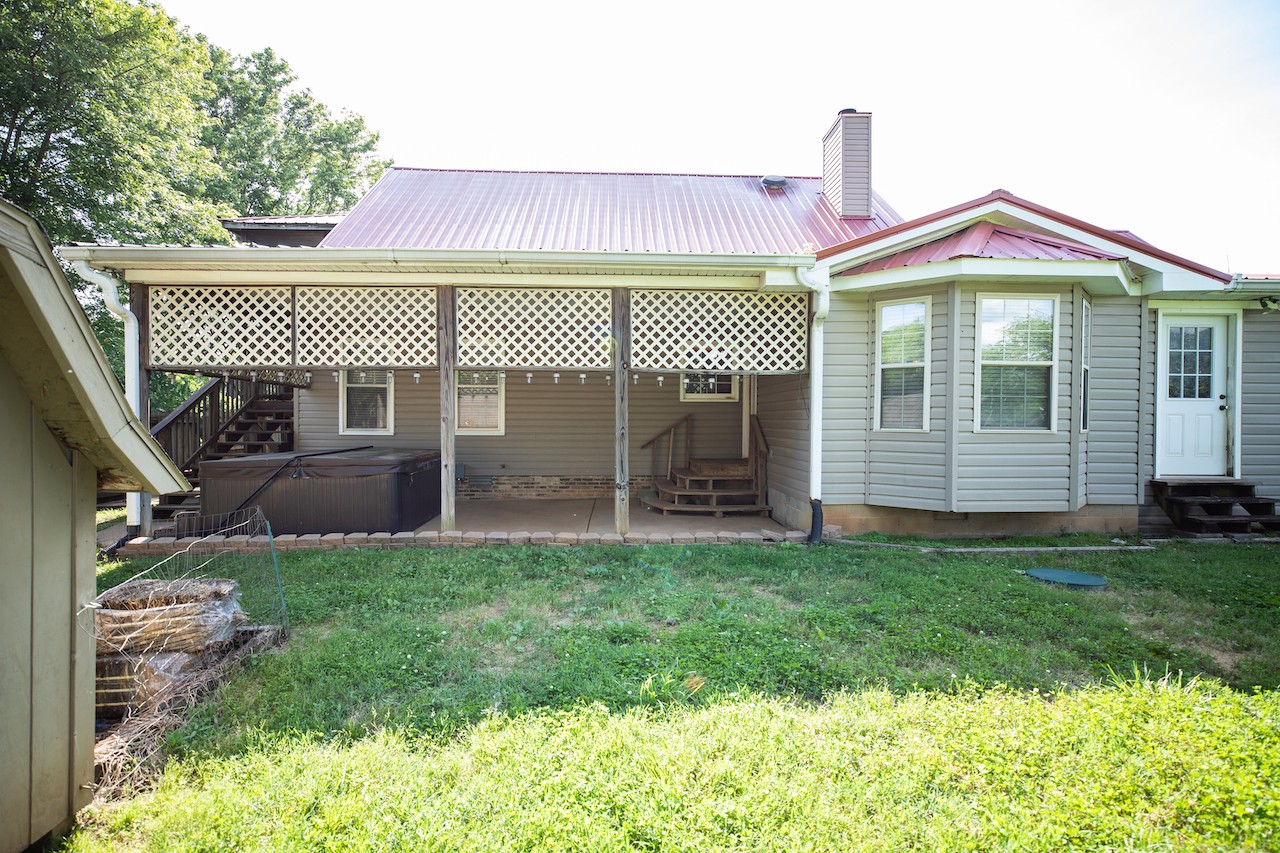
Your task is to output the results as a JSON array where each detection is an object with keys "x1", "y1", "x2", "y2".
[
  {"x1": 757, "y1": 373, "x2": 809, "y2": 500},
  {"x1": 1139, "y1": 301, "x2": 1158, "y2": 511},
  {"x1": 296, "y1": 372, "x2": 742, "y2": 477},
  {"x1": 0, "y1": 357, "x2": 95, "y2": 851},
  {"x1": 821, "y1": 292, "x2": 871, "y2": 504},
  {"x1": 821, "y1": 113, "x2": 871, "y2": 218},
  {"x1": 954, "y1": 285, "x2": 1075, "y2": 511},
  {"x1": 867, "y1": 287, "x2": 948, "y2": 510},
  {"x1": 1242, "y1": 310, "x2": 1280, "y2": 492},
  {"x1": 1084, "y1": 297, "x2": 1142, "y2": 504}
]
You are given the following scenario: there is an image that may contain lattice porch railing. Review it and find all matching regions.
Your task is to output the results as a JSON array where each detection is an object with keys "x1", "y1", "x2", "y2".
[
  {"x1": 296, "y1": 286, "x2": 438, "y2": 367},
  {"x1": 631, "y1": 290, "x2": 808, "y2": 373},
  {"x1": 147, "y1": 285, "x2": 809, "y2": 373},
  {"x1": 150, "y1": 286, "x2": 294, "y2": 368},
  {"x1": 456, "y1": 288, "x2": 613, "y2": 369}
]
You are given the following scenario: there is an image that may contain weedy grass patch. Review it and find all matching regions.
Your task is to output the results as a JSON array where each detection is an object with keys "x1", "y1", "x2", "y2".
[
  {"x1": 67, "y1": 674, "x2": 1279, "y2": 852},
  {"x1": 74, "y1": 541, "x2": 1280, "y2": 851}
]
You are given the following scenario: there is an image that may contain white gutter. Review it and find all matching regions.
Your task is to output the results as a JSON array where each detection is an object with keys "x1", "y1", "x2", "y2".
[
  {"x1": 72, "y1": 260, "x2": 150, "y2": 533},
  {"x1": 795, "y1": 261, "x2": 830, "y2": 541}
]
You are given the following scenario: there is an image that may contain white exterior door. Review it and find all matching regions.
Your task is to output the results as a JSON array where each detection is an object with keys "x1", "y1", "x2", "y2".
[{"x1": 1157, "y1": 315, "x2": 1229, "y2": 476}]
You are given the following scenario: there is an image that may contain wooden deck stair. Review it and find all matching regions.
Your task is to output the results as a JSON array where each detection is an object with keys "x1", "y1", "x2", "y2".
[
  {"x1": 1151, "y1": 479, "x2": 1280, "y2": 535},
  {"x1": 152, "y1": 377, "x2": 300, "y2": 520},
  {"x1": 643, "y1": 457, "x2": 771, "y2": 517}
]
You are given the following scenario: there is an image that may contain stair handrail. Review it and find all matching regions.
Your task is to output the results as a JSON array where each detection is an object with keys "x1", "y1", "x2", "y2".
[
  {"x1": 150, "y1": 375, "x2": 258, "y2": 474},
  {"x1": 641, "y1": 414, "x2": 693, "y2": 483}
]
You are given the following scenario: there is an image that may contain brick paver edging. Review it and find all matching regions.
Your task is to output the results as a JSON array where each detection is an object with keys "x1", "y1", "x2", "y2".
[{"x1": 117, "y1": 528, "x2": 810, "y2": 557}]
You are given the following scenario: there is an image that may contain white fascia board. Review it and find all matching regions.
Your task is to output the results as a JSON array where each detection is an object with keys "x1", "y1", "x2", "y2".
[
  {"x1": 58, "y1": 245, "x2": 818, "y2": 282},
  {"x1": 823, "y1": 199, "x2": 1224, "y2": 295},
  {"x1": 823, "y1": 204, "x2": 1006, "y2": 269},
  {"x1": 957, "y1": 206, "x2": 1225, "y2": 294},
  {"x1": 831, "y1": 258, "x2": 1137, "y2": 295}
]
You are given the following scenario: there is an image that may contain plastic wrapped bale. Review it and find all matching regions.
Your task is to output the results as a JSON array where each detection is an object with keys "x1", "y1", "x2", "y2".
[
  {"x1": 94, "y1": 578, "x2": 247, "y2": 656},
  {"x1": 95, "y1": 652, "x2": 200, "y2": 720}
]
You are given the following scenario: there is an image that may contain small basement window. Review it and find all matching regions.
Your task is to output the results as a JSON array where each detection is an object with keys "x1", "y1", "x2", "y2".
[
  {"x1": 458, "y1": 370, "x2": 505, "y2": 435},
  {"x1": 680, "y1": 373, "x2": 739, "y2": 402},
  {"x1": 340, "y1": 369, "x2": 394, "y2": 434}
]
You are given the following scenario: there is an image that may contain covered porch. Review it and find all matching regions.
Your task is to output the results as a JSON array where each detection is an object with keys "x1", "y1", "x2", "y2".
[{"x1": 64, "y1": 246, "x2": 824, "y2": 538}]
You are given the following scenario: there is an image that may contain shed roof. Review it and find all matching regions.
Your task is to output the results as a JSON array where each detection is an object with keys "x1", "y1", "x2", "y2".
[
  {"x1": 0, "y1": 199, "x2": 188, "y2": 493},
  {"x1": 321, "y1": 168, "x2": 902, "y2": 254},
  {"x1": 841, "y1": 222, "x2": 1125, "y2": 276}
]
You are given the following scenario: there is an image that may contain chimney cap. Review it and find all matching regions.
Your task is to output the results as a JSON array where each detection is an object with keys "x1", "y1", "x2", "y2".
[
  {"x1": 838, "y1": 107, "x2": 860, "y2": 115},
  {"x1": 761, "y1": 175, "x2": 788, "y2": 190}
]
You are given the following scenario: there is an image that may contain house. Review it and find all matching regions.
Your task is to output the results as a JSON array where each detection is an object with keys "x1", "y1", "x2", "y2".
[
  {"x1": 0, "y1": 199, "x2": 187, "y2": 852},
  {"x1": 60, "y1": 109, "x2": 1280, "y2": 539}
]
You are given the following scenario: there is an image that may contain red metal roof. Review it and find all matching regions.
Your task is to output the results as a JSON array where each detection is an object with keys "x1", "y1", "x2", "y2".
[
  {"x1": 818, "y1": 189, "x2": 1230, "y2": 283},
  {"x1": 321, "y1": 168, "x2": 902, "y2": 254},
  {"x1": 841, "y1": 222, "x2": 1126, "y2": 276}
]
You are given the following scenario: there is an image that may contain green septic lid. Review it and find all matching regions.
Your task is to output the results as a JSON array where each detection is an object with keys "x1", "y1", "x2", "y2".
[{"x1": 1026, "y1": 568, "x2": 1108, "y2": 589}]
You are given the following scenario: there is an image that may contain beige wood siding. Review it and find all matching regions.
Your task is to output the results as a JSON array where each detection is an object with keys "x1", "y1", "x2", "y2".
[
  {"x1": 757, "y1": 373, "x2": 810, "y2": 501},
  {"x1": 0, "y1": 357, "x2": 95, "y2": 852},
  {"x1": 296, "y1": 372, "x2": 742, "y2": 477},
  {"x1": 866, "y1": 287, "x2": 949, "y2": 510},
  {"x1": 954, "y1": 285, "x2": 1075, "y2": 511},
  {"x1": 1242, "y1": 309, "x2": 1280, "y2": 492},
  {"x1": 1084, "y1": 297, "x2": 1143, "y2": 504},
  {"x1": 821, "y1": 292, "x2": 871, "y2": 504}
]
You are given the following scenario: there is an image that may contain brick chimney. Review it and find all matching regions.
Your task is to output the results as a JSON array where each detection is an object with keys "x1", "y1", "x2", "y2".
[{"x1": 822, "y1": 109, "x2": 872, "y2": 219}]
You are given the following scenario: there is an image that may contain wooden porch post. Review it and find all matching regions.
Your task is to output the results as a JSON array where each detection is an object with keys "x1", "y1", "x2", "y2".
[
  {"x1": 438, "y1": 286, "x2": 456, "y2": 531},
  {"x1": 613, "y1": 288, "x2": 630, "y2": 535},
  {"x1": 130, "y1": 282, "x2": 153, "y2": 532}
]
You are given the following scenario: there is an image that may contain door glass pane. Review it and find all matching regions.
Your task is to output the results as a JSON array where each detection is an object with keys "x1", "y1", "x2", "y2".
[{"x1": 1168, "y1": 325, "x2": 1213, "y2": 400}]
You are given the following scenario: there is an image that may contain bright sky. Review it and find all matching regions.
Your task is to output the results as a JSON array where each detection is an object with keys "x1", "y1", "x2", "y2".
[{"x1": 160, "y1": 0, "x2": 1280, "y2": 273}]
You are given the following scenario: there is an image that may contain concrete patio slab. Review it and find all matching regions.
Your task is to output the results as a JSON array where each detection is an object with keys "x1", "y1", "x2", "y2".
[{"x1": 415, "y1": 498, "x2": 791, "y2": 537}]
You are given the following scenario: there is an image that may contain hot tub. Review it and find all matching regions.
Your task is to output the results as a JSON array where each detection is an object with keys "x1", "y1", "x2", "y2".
[{"x1": 200, "y1": 448, "x2": 441, "y2": 535}]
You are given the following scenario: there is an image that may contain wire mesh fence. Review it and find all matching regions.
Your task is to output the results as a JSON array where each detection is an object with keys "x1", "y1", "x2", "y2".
[{"x1": 86, "y1": 506, "x2": 287, "y2": 799}]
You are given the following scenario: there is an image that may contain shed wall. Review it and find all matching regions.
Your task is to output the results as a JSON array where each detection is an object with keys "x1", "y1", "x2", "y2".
[{"x1": 0, "y1": 356, "x2": 94, "y2": 853}]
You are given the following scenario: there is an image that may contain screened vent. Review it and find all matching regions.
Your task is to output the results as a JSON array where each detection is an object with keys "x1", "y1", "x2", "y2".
[
  {"x1": 456, "y1": 288, "x2": 612, "y2": 368},
  {"x1": 296, "y1": 286, "x2": 437, "y2": 367},
  {"x1": 630, "y1": 290, "x2": 808, "y2": 373},
  {"x1": 149, "y1": 286, "x2": 292, "y2": 368}
]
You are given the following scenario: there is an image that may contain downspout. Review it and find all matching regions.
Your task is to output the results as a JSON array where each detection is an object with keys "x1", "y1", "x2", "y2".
[
  {"x1": 72, "y1": 260, "x2": 150, "y2": 536},
  {"x1": 795, "y1": 262, "x2": 830, "y2": 543}
]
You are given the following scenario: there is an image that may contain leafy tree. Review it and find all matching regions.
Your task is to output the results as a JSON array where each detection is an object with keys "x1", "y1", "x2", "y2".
[
  {"x1": 199, "y1": 45, "x2": 389, "y2": 217},
  {"x1": 0, "y1": 0, "x2": 227, "y2": 245},
  {"x1": 1, "y1": 0, "x2": 390, "y2": 416}
]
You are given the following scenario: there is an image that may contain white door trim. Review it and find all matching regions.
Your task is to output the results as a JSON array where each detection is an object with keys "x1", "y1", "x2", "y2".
[{"x1": 1153, "y1": 303, "x2": 1243, "y2": 479}]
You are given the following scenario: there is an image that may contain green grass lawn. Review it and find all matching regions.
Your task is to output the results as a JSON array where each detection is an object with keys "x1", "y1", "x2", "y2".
[{"x1": 70, "y1": 542, "x2": 1280, "y2": 851}]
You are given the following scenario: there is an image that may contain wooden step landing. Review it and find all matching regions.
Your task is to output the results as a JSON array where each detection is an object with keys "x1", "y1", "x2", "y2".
[
  {"x1": 640, "y1": 494, "x2": 771, "y2": 517},
  {"x1": 653, "y1": 478, "x2": 758, "y2": 498}
]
